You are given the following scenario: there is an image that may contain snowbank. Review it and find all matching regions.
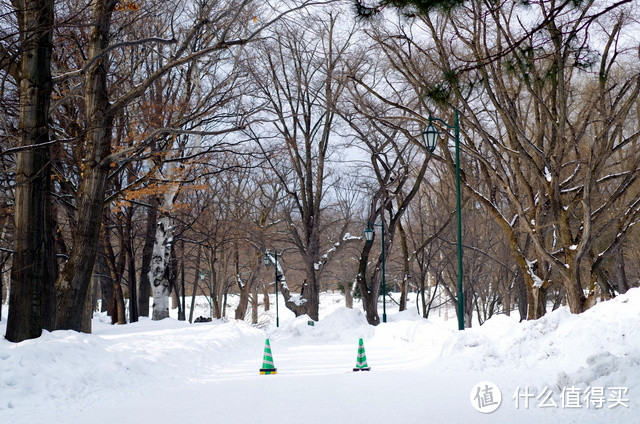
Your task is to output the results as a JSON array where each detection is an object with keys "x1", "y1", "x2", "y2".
[
  {"x1": 0, "y1": 316, "x2": 264, "y2": 412},
  {"x1": 1, "y1": 288, "x2": 638, "y2": 423}
]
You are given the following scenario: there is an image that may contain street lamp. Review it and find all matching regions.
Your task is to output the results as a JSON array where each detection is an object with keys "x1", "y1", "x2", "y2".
[
  {"x1": 263, "y1": 250, "x2": 281, "y2": 328},
  {"x1": 421, "y1": 123, "x2": 439, "y2": 154},
  {"x1": 364, "y1": 220, "x2": 387, "y2": 323},
  {"x1": 424, "y1": 109, "x2": 465, "y2": 331}
]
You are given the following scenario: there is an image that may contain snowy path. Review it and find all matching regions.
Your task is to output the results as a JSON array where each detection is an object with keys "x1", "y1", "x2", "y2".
[
  {"x1": 0, "y1": 333, "x2": 511, "y2": 423},
  {"x1": 2, "y1": 292, "x2": 639, "y2": 423}
]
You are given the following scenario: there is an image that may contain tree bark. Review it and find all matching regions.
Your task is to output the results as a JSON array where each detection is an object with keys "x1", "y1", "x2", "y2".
[
  {"x1": 54, "y1": 0, "x2": 116, "y2": 332},
  {"x1": 251, "y1": 284, "x2": 259, "y2": 325},
  {"x1": 344, "y1": 281, "x2": 354, "y2": 309},
  {"x1": 149, "y1": 154, "x2": 180, "y2": 319},
  {"x1": 263, "y1": 282, "x2": 270, "y2": 312},
  {"x1": 96, "y1": 249, "x2": 114, "y2": 315},
  {"x1": 138, "y1": 198, "x2": 158, "y2": 317},
  {"x1": 188, "y1": 247, "x2": 201, "y2": 323},
  {"x1": 528, "y1": 285, "x2": 548, "y2": 321},
  {"x1": 102, "y1": 223, "x2": 126, "y2": 325},
  {"x1": 6, "y1": 0, "x2": 57, "y2": 342},
  {"x1": 234, "y1": 249, "x2": 260, "y2": 321},
  {"x1": 356, "y1": 228, "x2": 380, "y2": 326},
  {"x1": 398, "y1": 220, "x2": 410, "y2": 312},
  {"x1": 150, "y1": 205, "x2": 173, "y2": 320},
  {"x1": 615, "y1": 246, "x2": 629, "y2": 294},
  {"x1": 168, "y1": 244, "x2": 181, "y2": 316},
  {"x1": 124, "y1": 204, "x2": 138, "y2": 322},
  {"x1": 177, "y1": 243, "x2": 185, "y2": 321}
]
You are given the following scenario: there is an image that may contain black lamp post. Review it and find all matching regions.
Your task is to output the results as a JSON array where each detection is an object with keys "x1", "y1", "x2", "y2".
[
  {"x1": 263, "y1": 250, "x2": 281, "y2": 328},
  {"x1": 422, "y1": 109, "x2": 465, "y2": 331},
  {"x1": 364, "y1": 220, "x2": 387, "y2": 323}
]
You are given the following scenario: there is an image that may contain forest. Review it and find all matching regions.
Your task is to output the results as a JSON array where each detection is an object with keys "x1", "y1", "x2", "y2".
[{"x1": 1, "y1": 0, "x2": 638, "y2": 343}]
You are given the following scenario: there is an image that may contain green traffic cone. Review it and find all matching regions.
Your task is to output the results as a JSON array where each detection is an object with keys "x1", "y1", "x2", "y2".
[
  {"x1": 260, "y1": 338, "x2": 277, "y2": 375},
  {"x1": 353, "y1": 338, "x2": 371, "y2": 371}
]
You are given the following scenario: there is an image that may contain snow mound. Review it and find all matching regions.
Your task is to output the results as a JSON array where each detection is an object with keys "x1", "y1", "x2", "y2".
[
  {"x1": 0, "y1": 317, "x2": 264, "y2": 412},
  {"x1": 436, "y1": 288, "x2": 640, "y2": 387},
  {"x1": 278, "y1": 307, "x2": 373, "y2": 341}
]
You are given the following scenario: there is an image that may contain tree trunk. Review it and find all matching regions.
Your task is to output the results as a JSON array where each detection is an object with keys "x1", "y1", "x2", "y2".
[
  {"x1": 125, "y1": 206, "x2": 138, "y2": 322},
  {"x1": 235, "y1": 281, "x2": 251, "y2": 320},
  {"x1": 54, "y1": 0, "x2": 115, "y2": 332},
  {"x1": 464, "y1": 287, "x2": 473, "y2": 328},
  {"x1": 361, "y1": 286, "x2": 381, "y2": 326},
  {"x1": 112, "y1": 277, "x2": 126, "y2": 325},
  {"x1": 150, "y1": 206, "x2": 173, "y2": 320},
  {"x1": 102, "y1": 223, "x2": 126, "y2": 325},
  {"x1": 515, "y1": 271, "x2": 527, "y2": 321},
  {"x1": 615, "y1": 245, "x2": 629, "y2": 294},
  {"x1": 563, "y1": 260, "x2": 587, "y2": 315},
  {"x1": 168, "y1": 244, "x2": 181, "y2": 316},
  {"x1": 127, "y1": 244, "x2": 138, "y2": 322},
  {"x1": 263, "y1": 283, "x2": 270, "y2": 311},
  {"x1": 355, "y1": 226, "x2": 380, "y2": 326},
  {"x1": 527, "y1": 284, "x2": 548, "y2": 320},
  {"x1": 208, "y1": 255, "x2": 222, "y2": 319},
  {"x1": 150, "y1": 153, "x2": 180, "y2": 319},
  {"x1": 0, "y1": 259, "x2": 5, "y2": 320},
  {"x1": 251, "y1": 284, "x2": 259, "y2": 325},
  {"x1": 420, "y1": 285, "x2": 428, "y2": 319},
  {"x1": 178, "y1": 246, "x2": 185, "y2": 321},
  {"x1": 188, "y1": 247, "x2": 201, "y2": 323},
  {"x1": 301, "y1": 264, "x2": 320, "y2": 321},
  {"x1": 96, "y1": 250, "x2": 113, "y2": 314},
  {"x1": 344, "y1": 280, "x2": 354, "y2": 309},
  {"x1": 138, "y1": 199, "x2": 158, "y2": 317},
  {"x1": 5, "y1": 0, "x2": 57, "y2": 343},
  {"x1": 234, "y1": 250, "x2": 258, "y2": 321},
  {"x1": 398, "y1": 221, "x2": 410, "y2": 312}
]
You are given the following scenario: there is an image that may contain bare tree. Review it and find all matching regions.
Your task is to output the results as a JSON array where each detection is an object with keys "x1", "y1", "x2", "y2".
[
  {"x1": 369, "y1": 0, "x2": 640, "y2": 317},
  {"x1": 3, "y1": 0, "x2": 57, "y2": 342},
  {"x1": 344, "y1": 0, "x2": 640, "y2": 322},
  {"x1": 248, "y1": 12, "x2": 357, "y2": 320},
  {"x1": 49, "y1": 0, "x2": 323, "y2": 332}
]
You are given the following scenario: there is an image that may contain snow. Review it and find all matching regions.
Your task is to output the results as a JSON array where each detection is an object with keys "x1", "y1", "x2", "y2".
[
  {"x1": 526, "y1": 259, "x2": 545, "y2": 288},
  {"x1": 342, "y1": 232, "x2": 360, "y2": 241},
  {"x1": 2, "y1": 288, "x2": 640, "y2": 423}
]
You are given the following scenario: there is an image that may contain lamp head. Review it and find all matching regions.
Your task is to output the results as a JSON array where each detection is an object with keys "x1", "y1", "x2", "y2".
[
  {"x1": 422, "y1": 123, "x2": 439, "y2": 153},
  {"x1": 364, "y1": 226, "x2": 374, "y2": 243}
]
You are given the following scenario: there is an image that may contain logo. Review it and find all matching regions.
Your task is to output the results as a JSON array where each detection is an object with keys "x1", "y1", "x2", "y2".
[{"x1": 470, "y1": 381, "x2": 502, "y2": 413}]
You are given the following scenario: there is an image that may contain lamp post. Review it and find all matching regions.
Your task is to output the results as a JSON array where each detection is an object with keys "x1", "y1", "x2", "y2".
[
  {"x1": 364, "y1": 220, "x2": 387, "y2": 323},
  {"x1": 422, "y1": 109, "x2": 465, "y2": 331},
  {"x1": 263, "y1": 250, "x2": 281, "y2": 328}
]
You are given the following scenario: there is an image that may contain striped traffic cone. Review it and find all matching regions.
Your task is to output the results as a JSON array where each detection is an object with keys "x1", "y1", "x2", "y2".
[
  {"x1": 259, "y1": 338, "x2": 277, "y2": 375},
  {"x1": 353, "y1": 338, "x2": 371, "y2": 371}
]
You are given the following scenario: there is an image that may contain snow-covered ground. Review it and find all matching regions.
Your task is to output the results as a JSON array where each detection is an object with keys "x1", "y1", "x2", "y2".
[{"x1": 1, "y1": 289, "x2": 638, "y2": 423}]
